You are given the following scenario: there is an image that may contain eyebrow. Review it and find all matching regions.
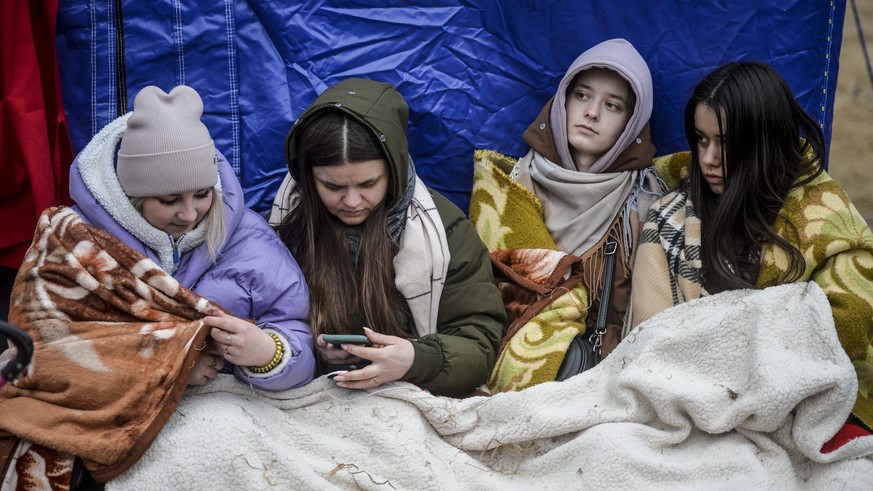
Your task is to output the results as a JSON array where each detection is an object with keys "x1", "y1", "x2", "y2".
[
  {"x1": 694, "y1": 127, "x2": 724, "y2": 138},
  {"x1": 316, "y1": 173, "x2": 385, "y2": 187},
  {"x1": 360, "y1": 176, "x2": 383, "y2": 185},
  {"x1": 573, "y1": 82, "x2": 628, "y2": 104},
  {"x1": 156, "y1": 188, "x2": 211, "y2": 199}
]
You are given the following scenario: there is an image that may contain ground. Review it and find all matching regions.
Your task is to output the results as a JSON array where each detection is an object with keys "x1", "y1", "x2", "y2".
[{"x1": 829, "y1": 1, "x2": 873, "y2": 223}]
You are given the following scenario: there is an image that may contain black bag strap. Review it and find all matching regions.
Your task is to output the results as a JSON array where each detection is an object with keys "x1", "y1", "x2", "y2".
[{"x1": 590, "y1": 240, "x2": 617, "y2": 360}]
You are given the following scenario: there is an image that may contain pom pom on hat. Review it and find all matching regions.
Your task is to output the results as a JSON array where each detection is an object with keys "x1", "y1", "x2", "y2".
[{"x1": 117, "y1": 85, "x2": 218, "y2": 197}]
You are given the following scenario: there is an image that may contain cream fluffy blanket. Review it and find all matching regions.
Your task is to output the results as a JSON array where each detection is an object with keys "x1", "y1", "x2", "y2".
[{"x1": 108, "y1": 283, "x2": 873, "y2": 490}]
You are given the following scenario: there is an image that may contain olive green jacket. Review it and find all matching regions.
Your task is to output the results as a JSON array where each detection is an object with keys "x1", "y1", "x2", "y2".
[{"x1": 404, "y1": 190, "x2": 508, "y2": 396}]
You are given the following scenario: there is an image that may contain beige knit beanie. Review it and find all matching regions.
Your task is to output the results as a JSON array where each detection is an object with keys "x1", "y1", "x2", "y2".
[{"x1": 117, "y1": 85, "x2": 218, "y2": 197}]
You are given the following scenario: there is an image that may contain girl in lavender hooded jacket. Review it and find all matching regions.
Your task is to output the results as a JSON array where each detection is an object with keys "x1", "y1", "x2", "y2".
[
  {"x1": 507, "y1": 38, "x2": 665, "y2": 356},
  {"x1": 68, "y1": 85, "x2": 315, "y2": 391}
]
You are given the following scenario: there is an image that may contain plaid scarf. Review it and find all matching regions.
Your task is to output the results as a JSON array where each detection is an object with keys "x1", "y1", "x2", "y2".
[{"x1": 631, "y1": 187, "x2": 705, "y2": 328}]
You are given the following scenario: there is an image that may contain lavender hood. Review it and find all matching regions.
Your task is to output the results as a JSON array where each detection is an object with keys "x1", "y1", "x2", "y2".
[{"x1": 549, "y1": 38, "x2": 653, "y2": 173}]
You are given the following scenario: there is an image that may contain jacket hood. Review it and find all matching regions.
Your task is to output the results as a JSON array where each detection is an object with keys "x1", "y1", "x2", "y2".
[
  {"x1": 523, "y1": 38, "x2": 656, "y2": 173},
  {"x1": 68, "y1": 112, "x2": 244, "y2": 280},
  {"x1": 285, "y1": 78, "x2": 410, "y2": 206}
]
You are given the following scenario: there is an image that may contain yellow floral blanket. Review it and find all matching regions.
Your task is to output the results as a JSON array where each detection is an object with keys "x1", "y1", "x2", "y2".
[
  {"x1": 469, "y1": 149, "x2": 556, "y2": 251},
  {"x1": 486, "y1": 249, "x2": 589, "y2": 393},
  {"x1": 471, "y1": 150, "x2": 588, "y2": 393}
]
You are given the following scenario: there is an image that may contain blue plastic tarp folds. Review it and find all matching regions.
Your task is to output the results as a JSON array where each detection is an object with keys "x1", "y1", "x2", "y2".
[{"x1": 55, "y1": 0, "x2": 846, "y2": 213}]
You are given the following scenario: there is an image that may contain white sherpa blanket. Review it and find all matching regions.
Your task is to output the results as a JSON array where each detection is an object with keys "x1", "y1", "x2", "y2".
[{"x1": 108, "y1": 282, "x2": 873, "y2": 490}]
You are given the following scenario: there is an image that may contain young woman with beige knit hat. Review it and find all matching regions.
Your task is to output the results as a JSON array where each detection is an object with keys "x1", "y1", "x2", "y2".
[{"x1": 68, "y1": 85, "x2": 315, "y2": 391}]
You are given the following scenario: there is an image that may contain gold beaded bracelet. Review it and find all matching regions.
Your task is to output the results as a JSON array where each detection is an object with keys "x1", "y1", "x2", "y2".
[{"x1": 250, "y1": 332, "x2": 284, "y2": 374}]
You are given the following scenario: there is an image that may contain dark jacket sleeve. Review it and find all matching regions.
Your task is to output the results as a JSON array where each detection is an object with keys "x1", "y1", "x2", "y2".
[{"x1": 403, "y1": 191, "x2": 508, "y2": 397}]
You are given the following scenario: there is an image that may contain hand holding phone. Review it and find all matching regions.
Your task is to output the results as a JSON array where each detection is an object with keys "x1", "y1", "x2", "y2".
[{"x1": 322, "y1": 334, "x2": 372, "y2": 347}]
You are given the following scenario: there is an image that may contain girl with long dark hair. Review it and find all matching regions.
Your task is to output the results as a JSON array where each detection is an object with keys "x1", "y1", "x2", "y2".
[{"x1": 632, "y1": 62, "x2": 873, "y2": 431}]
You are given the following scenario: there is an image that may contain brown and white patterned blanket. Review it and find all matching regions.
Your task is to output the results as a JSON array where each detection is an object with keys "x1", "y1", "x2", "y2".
[{"x1": 0, "y1": 206, "x2": 223, "y2": 486}]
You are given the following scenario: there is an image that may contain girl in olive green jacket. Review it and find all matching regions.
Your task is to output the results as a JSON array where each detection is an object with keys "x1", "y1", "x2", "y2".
[{"x1": 271, "y1": 78, "x2": 507, "y2": 397}]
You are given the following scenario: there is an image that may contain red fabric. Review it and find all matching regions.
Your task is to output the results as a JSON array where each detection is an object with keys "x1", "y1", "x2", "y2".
[
  {"x1": 821, "y1": 423, "x2": 872, "y2": 454},
  {"x1": 0, "y1": 0, "x2": 73, "y2": 269}
]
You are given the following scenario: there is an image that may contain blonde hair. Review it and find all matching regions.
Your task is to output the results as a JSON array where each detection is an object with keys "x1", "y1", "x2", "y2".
[{"x1": 129, "y1": 186, "x2": 227, "y2": 261}]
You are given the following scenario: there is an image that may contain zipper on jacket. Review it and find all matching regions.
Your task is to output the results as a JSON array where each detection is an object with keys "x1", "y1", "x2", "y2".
[{"x1": 169, "y1": 233, "x2": 186, "y2": 265}]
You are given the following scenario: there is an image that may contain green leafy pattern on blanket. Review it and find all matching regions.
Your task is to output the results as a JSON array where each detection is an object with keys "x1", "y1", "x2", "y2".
[
  {"x1": 759, "y1": 169, "x2": 873, "y2": 427},
  {"x1": 469, "y1": 149, "x2": 557, "y2": 251},
  {"x1": 470, "y1": 150, "x2": 589, "y2": 393},
  {"x1": 487, "y1": 280, "x2": 588, "y2": 393},
  {"x1": 651, "y1": 151, "x2": 691, "y2": 190}
]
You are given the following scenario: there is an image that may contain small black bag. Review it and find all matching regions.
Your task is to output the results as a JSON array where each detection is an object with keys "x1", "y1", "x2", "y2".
[
  {"x1": 555, "y1": 240, "x2": 617, "y2": 381},
  {"x1": 555, "y1": 335, "x2": 597, "y2": 380}
]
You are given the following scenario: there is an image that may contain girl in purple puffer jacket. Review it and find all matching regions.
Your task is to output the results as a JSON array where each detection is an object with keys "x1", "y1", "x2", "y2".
[{"x1": 68, "y1": 85, "x2": 315, "y2": 391}]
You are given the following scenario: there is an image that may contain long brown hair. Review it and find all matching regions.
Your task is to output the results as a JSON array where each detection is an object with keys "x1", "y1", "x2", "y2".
[
  {"x1": 684, "y1": 62, "x2": 824, "y2": 293},
  {"x1": 277, "y1": 110, "x2": 409, "y2": 337}
]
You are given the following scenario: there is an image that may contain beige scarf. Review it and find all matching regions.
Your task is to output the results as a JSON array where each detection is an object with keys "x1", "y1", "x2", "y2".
[
  {"x1": 518, "y1": 150, "x2": 638, "y2": 256},
  {"x1": 393, "y1": 178, "x2": 450, "y2": 336}
]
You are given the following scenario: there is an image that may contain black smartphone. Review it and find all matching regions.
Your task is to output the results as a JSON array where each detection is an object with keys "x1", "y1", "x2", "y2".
[{"x1": 322, "y1": 334, "x2": 372, "y2": 347}]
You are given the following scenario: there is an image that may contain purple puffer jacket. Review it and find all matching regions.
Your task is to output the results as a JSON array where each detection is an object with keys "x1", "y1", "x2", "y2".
[{"x1": 67, "y1": 113, "x2": 314, "y2": 391}]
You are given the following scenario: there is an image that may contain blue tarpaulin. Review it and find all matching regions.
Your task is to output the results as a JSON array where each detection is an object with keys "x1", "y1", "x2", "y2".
[{"x1": 55, "y1": 1, "x2": 846, "y2": 214}]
